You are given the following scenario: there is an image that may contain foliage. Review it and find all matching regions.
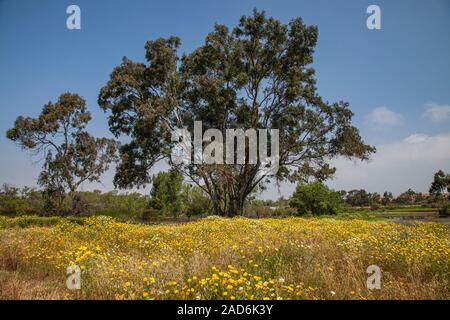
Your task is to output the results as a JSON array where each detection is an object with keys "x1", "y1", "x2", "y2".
[
  {"x1": 148, "y1": 171, "x2": 184, "y2": 217},
  {"x1": 343, "y1": 189, "x2": 381, "y2": 207},
  {"x1": 381, "y1": 191, "x2": 394, "y2": 206},
  {"x1": 425, "y1": 194, "x2": 450, "y2": 217},
  {"x1": 395, "y1": 188, "x2": 418, "y2": 205},
  {"x1": 86, "y1": 191, "x2": 148, "y2": 219},
  {"x1": 0, "y1": 215, "x2": 83, "y2": 228},
  {"x1": 429, "y1": 170, "x2": 450, "y2": 194},
  {"x1": 290, "y1": 182, "x2": 341, "y2": 215},
  {"x1": 181, "y1": 184, "x2": 211, "y2": 218},
  {"x1": 0, "y1": 185, "x2": 149, "y2": 219},
  {"x1": 6, "y1": 93, "x2": 118, "y2": 215},
  {"x1": 98, "y1": 10, "x2": 374, "y2": 216},
  {"x1": 0, "y1": 184, "x2": 42, "y2": 216}
]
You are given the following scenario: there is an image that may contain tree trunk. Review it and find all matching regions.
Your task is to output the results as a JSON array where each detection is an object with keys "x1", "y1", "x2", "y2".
[
  {"x1": 204, "y1": 174, "x2": 251, "y2": 217},
  {"x1": 70, "y1": 191, "x2": 82, "y2": 216},
  {"x1": 210, "y1": 193, "x2": 246, "y2": 217}
]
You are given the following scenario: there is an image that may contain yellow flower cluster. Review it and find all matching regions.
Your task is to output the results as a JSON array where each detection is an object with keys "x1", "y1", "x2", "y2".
[{"x1": 0, "y1": 216, "x2": 448, "y2": 299}]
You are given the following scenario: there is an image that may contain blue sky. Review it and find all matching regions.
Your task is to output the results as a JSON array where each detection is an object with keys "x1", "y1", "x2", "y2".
[{"x1": 1, "y1": 0, "x2": 449, "y2": 197}]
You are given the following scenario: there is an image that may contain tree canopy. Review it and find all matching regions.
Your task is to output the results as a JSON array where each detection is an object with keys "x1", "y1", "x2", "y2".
[
  {"x1": 7, "y1": 93, "x2": 118, "y2": 214},
  {"x1": 148, "y1": 171, "x2": 184, "y2": 217},
  {"x1": 429, "y1": 170, "x2": 450, "y2": 194},
  {"x1": 290, "y1": 182, "x2": 341, "y2": 215}
]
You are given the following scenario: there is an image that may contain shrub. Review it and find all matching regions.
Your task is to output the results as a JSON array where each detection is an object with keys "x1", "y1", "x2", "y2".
[
  {"x1": 148, "y1": 171, "x2": 184, "y2": 217},
  {"x1": 140, "y1": 208, "x2": 161, "y2": 222},
  {"x1": 181, "y1": 185, "x2": 210, "y2": 218},
  {"x1": 438, "y1": 206, "x2": 448, "y2": 217},
  {"x1": 290, "y1": 182, "x2": 341, "y2": 215}
]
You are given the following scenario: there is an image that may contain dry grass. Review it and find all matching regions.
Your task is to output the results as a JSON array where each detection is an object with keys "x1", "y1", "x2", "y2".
[{"x1": 0, "y1": 215, "x2": 448, "y2": 300}]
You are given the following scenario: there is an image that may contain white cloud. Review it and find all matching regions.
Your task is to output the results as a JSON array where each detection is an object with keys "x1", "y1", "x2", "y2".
[
  {"x1": 327, "y1": 133, "x2": 450, "y2": 195},
  {"x1": 365, "y1": 106, "x2": 403, "y2": 127},
  {"x1": 422, "y1": 102, "x2": 450, "y2": 122},
  {"x1": 403, "y1": 133, "x2": 429, "y2": 144}
]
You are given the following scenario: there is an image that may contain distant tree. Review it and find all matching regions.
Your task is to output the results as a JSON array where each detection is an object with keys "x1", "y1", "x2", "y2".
[
  {"x1": 98, "y1": 9, "x2": 374, "y2": 216},
  {"x1": 289, "y1": 182, "x2": 341, "y2": 215},
  {"x1": 381, "y1": 191, "x2": 393, "y2": 205},
  {"x1": 414, "y1": 193, "x2": 426, "y2": 203},
  {"x1": 429, "y1": 170, "x2": 450, "y2": 194},
  {"x1": 6, "y1": 93, "x2": 118, "y2": 215},
  {"x1": 395, "y1": 188, "x2": 417, "y2": 204},
  {"x1": 181, "y1": 184, "x2": 211, "y2": 218},
  {"x1": 345, "y1": 189, "x2": 371, "y2": 207},
  {"x1": 275, "y1": 196, "x2": 289, "y2": 207},
  {"x1": 369, "y1": 192, "x2": 381, "y2": 205},
  {"x1": 338, "y1": 190, "x2": 347, "y2": 202},
  {"x1": 0, "y1": 184, "x2": 42, "y2": 216},
  {"x1": 0, "y1": 184, "x2": 20, "y2": 198},
  {"x1": 148, "y1": 171, "x2": 184, "y2": 217}
]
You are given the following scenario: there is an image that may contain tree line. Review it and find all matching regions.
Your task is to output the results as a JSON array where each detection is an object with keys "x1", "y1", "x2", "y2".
[
  {"x1": 288, "y1": 170, "x2": 449, "y2": 216},
  {"x1": 1, "y1": 168, "x2": 448, "y2": 219}
]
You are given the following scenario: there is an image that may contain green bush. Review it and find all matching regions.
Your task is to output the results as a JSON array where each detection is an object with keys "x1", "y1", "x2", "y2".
[
  {"x1": 181, "y1": 185, "x2": 210, "y2": 218},
  {"x1": 290, "y1": 182, "x2": 341, "y2": 216},
  {"x1": 148, "y1": 171, "x2": 184, "y2": 217},
  {"x1": 0, "y1": 215, "x2": 84, "y2": 228}
]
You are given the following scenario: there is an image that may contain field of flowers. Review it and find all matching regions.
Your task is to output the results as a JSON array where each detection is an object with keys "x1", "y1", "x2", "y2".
[{"x1": 0, "y1": 215, "x2": 448, "y2": 300}]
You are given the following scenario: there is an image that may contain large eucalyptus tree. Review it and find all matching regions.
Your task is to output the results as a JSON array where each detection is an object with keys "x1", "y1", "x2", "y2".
[{"x1": 98, "y1": 10, "x2": 375, "y2": 216}]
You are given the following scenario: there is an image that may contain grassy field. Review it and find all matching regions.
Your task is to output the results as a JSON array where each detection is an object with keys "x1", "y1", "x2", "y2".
[{"x1": 0, "y1": 215, "x2": 448, "y2": 300}]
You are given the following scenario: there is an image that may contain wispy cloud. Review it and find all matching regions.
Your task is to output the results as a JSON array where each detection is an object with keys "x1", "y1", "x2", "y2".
[
  {"x1": 422, "y1": 102, "x2": 450, "y2": 122},
  {"x1": 329, "y1": 133, "x2": 450, "y2": 194},
  {"x1": 403, "y1": 133, "x2": 428, "y2": 144},
  {"x1": 365, "y1": 106, "x2": 403, "y2": 127}
]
